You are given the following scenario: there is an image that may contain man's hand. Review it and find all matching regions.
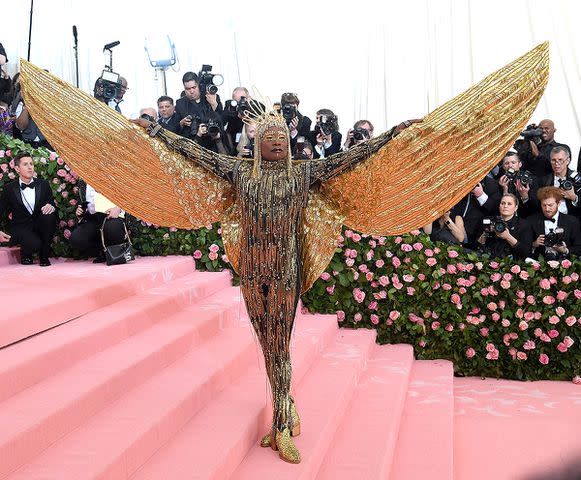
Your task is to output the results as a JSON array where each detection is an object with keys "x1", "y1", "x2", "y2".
[
  {"x1": 472, "y1": 183, "x2": 484, "y2": 198},
  {"x1": 316, "y1": 132, "x2": 328, "y2": 146},
  {"x1": 394, "y1": 118, "x2": 422, "y2": 135},
  {"x1": 289, "y1": 116, "x2": 299, "y2": 137},
  {"x1": 561, "y1": 188, "x2": 577, "y2": 202},
  {"x1": 530, "y1": 141, "x2": 540, "y2": 157},
  {"x1": 553, "y1": 242, "x2": 568, "y2": 254},
  {"x1": 41, "y1": 204, "x2": 55, "y2": 215},
  {"x1": 106, "y1": 207, "x2": 122, "y2": 219},
  {"x1": 515, "y1": 179, "x2": 530, "y2": 200},
  {"x1": 498, "y1": 175, "x2": 510, "y2": 194},
  {"x1": 179, "y1": 116, "x2": 192, "y2": 128},
  {"x1": 0, "y1": 231, "x2": 10, "y2": 243},
  {"x1": 206, "y1": 92, "x2": 218, "y2": 110},
  {"x1": 131, "y1": 118, "x2": 152, "y2": 129},
  {"x1": 197, "y1": 124, "x2": 207, "y2": 138},
  {"x1": 75, "y1": 206, "x2": 84, "y2": 217},
  {"x1": 533, "y1": 235, "x2": 545, "y2": 248}
]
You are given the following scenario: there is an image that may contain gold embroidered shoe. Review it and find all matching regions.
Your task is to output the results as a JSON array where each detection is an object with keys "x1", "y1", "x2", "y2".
[{"x1": 275, "y1": 427, "x2": 301, "y2": 464}]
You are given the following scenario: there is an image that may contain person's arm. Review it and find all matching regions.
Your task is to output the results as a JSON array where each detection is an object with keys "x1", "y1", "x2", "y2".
[
  {"x1": 15, "y1": 103, "x2": 30, "y2": 131},
  {"x1": 309, "y1": 120, "x2": 421, "y2": 184},
  {"x1": 137, "y1": 119, "x2": 238, "y2": 183},
  {"x1": 449, "y1": 215, "x2": 467, "y2": 243}
]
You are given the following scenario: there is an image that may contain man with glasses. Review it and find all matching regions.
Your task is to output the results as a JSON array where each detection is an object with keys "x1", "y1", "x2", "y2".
[
  {"x1": 518, "y1": 119, "x2": 570, "y2": 177},
  {"x1": 540, "y1": 146, "x2": 581, "y2": 219}
]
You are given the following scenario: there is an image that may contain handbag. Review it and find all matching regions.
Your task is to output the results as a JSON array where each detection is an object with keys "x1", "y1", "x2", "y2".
[{"x1": 100, "y1": 218, "x2": 135, "y2": 266}]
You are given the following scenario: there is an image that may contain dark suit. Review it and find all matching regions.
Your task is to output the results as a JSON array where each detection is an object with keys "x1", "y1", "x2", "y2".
[
  {"x1": 0, "y1": 178, "x2": 57, "y2": 258},
  {"x1": 529, "y1": 212, "x2": 581, "y2": 259},
  {"x1": 158, "y1": 112, "x2": 180, "y2": 134}
]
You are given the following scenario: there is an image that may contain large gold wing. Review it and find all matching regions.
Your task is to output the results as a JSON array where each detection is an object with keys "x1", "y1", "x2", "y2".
[
  {"x1": 322, "y1": 42, "x2": 549, "y2": 235},
  {"x1": 20, "y1": 61, "x2": 234, "y2": 229}
]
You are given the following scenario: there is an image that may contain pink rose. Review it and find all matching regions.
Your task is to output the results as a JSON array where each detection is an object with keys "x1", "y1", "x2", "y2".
[
  {"x1": 451, "y1": 293, "x2": 461, "y2": 305},
  {"x1": 425, "y1": 249, "x2": 434, "y2": 257},
  {"x1": 519, "y1": 271, "x2": 530, "y2": 280},
  {"x1": 575, "y1": 289, "x2": 581, "y2": 299},
  {"x1": 193, "y1": 250, "x2": 203, "y2": 259},
  {"x1": 366, "y1": 249, "x2": 374, "y2": 261},
  {"x1": 565, "y1": 316, "x2": 576, "y2": 326},
  {"x1": 555, "y1": 306, "x2": 565, "y2": 316},
  {"x1": 426, "y1": 257, "x2": 437, "y2": 267},
  {"x1": 370, "y1": 314, "x2": 379, "y2": 325},
  {"x1": 345, "y1": 258, "x2": 355, "y2": 267},
  {"x1": 407, "y1": 287, "x2": 416, "y2": 296},
  {"x1": 556, "y1": 291, "x2": 567, "y2": 301},
  {"x1": 561, "y1": 259, "x2": 572, "y2": 268},
  {"x1": 368, "y1": 301, "x2": 377, "y2": 310},
  {"x1": 352, "y1": 233, "x2": 361, "y2": 242},
  {"x1": 63, "y1": 229, "x2": 71, "y2": 239},
  {"x1": 447, "y1": 264, "x2": 458, "y2": 274},
  {"x1": 572, "y1": 376, "x2": 581, "y2": 385},
  {"x1": 510, "y1": 265, "x2": 521, "y2": 274},
  {"x1": 352, "y1": 271, "x2": 359, "y2": 280},
  {"x1": 548, "y1": 329, "x2": 559, "y2": 339},
  {"x1": 487, "y1": 302, "x2": 497, "y2": 311},
  {"x1": 543, "y1": 296, "x2": 555, "y2": 305},
  {"x1": 539, "y1": 354, "x2": 549, "y2": 365},
  {"x1": 375, "y1": 259, "x2": 385, "y2": 268},
  {"x1": 466, "y1": 347, "x2": 476, "y2": 359},
  {"x1": 208, "y1": 252, "x2": 218, "y2": 261},
  {"x1": 516, "y1": 290, "x2": 525, "y2": 299},
  {"x1": 354, "y1": 313, "x2": 363, "y2": 322},
  {"x1": 500, "y1": 280, "x2": 511, "y2": 289},
  {"x1": 563, "y1": 276, "x2": 572, "y2": 285},
  {"x1": 480, "y1": 327, "x2": 489, "y2": 336},
  {"x1": 401, "y1": 243, "x2": 413, "y2": 252},
  {"x1": 365, "y1": 272, "x2": 374, "y2": 282},
  {"x1": 392, "y1": 257, "x2": 401, "y2": 268},
  {"x1": 557, "y1": 342, "x2": 568, "y2": 353},
  {"x1": 431, "y1": 321, "x2": 441, "y2": 330},
  {"x1": 486, "y1": 343, "x2": 496, "y2": 352},
  {"x1": 501, "y1": 319, "x2": 511, "y2": 328},
  {"x1": 442, "y1": 283, "x2": 452, "y2": 291},
  {"x1": 539, "y1": 278, "x2": 551, "y2": 290},
  {"x1": 379, "y1": 275, "x2": 389, "y2": 286},
  {"x1": 448, "y1": 250, "x2": 459, "y2": 258},
  {"x1": 517, "y1": 351, "x2": 528, "y2": 360},
  {"x1": 353, "y1": 288, "x2": 366, "y2": 303},
  {"x1": 336, "y1": 310, "x2": 345, "y2": 322},
  {"x1": 526, "y1": 295, "x2": 536, "y2": 305},
  {"x1": 490, "y1": 272, "x2": 502, "y2": 282},
  {"x1": 491, "y1": 312, "x2": 500, "y2": 321},
  {"x1": 69, "y1": 199, "x2": 77, "y2": 206},
  {"x1": 540, "y1": 333, "x2": 551, "y2": 343},
  {"x1": 480, "y1": 288, "x2": 489, "y2": 296},
  {"x1": 320, "y1": 272, "x2": 331, "y2": 281},
  {"x1": 490, "y1": 261, "x2": 499, "y2": 269},
  {"x1": 518, "y1": 320, "x2": 529, "y2": 331},
  {"x1": 486, "y1": 349, "x2": 499, "y2": 360},
  {"x1": 524, "y1": 311, "x2": 534, "y2": 321},
  {"x1": 326, "y1": 285, "x2": 335, "y2": 294},
  {"x1": 403, "y1": 274, "x2": 414, "y2": 283},
  {"x1": 523, "y1": 340, "x2": 536, "y2": 350},
  {"x1": 222, "y1": 254, "x2": 229, "y2": 263},
  {"x1": 413, "y1": 242, "x2": 423, "y2": 251},
  {"x1": 209, "y1": 243, "x2": 220, "y2": 253}
]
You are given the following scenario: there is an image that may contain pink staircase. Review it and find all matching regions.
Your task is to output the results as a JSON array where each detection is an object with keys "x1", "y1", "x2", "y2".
[{"x1": 0, "y1": 257, "x2": 579, "y2": 480}]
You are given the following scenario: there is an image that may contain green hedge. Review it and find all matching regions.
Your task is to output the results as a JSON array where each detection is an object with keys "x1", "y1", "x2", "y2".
[{"x1": 1, "y1": 133, "x2": 579, "y2": 382}]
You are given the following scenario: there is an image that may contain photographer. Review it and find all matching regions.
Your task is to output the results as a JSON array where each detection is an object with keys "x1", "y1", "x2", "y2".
[
  {"x1": 175, "y1": 70, "x2": 223, "y2": 140},
  {"x1": 222, "y1": 87, "x2": 253, "y2": 147},
  {"x1": 280, "y1": 92, "x2": 311, "y2": 148},
  {"x1": 310, "y1": 109, "x2": 342, "y2": 158},
  {"x1": 236, "y1": 122, "x2": 256, "y2": 158},
  {"x1": 13, "y1": 78, "x2": 51, "y2": 149},
  {"x1": 293, "y1": 138, "x2": 314, "y2": 160},
  {"x1": 343, "y1": 119, "x2": 374, "y2": 149},
  {"x1": 476, "y1": 193, "x2": 532, "y2": 260},
  {"x1": 108, "y1": 77, "x2": 128, "y2": 114},
  {"x1": 192, "y1": 111, "x2": 233, "y2": 155},
  {"x1": 423, "y1": 210, "x2": 466, "y2": 245},
  {"x1": 529, "y1": 186, "x2": 581, "y2": 260},
  {"x1": 515, "y1": 119, "x2": 570, "y2": 178},
  {"x1": 539, "y1": 146, "x2": 581, "y2": 219},
  {"x1": 497, "y1": 152, "x2": 539, "y2": 217},
  {"x1": 157, "y1": 96, "x2": 179, "y2": 133},
  {"x1": 69, "y1": 184, "x2": 127, "y2": 263}
]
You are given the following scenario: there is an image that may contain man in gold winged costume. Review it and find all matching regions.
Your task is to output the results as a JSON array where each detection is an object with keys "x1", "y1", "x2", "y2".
[{"x1": 19, "y1": 42, "x2": 548, "y2": 464}]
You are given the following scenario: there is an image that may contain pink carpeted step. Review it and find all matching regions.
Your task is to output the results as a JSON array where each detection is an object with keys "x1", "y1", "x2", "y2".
[
  {"x1": 454, "y1": 377, "x2": 581, "y2": 480},
  {"x1": 390, "y1": 359, "x2": 455, "y2": 480},
  {"x1": 316, "y1": 343, "x2": 415, "y2": 480},
  {"x1": 4, "y1": 321, "x2": 257, "y2": 480},
  {"x1": 0, "y1": 286, "x2": 242, "y2": 478},
  {"x1": 232, "y1": 328, "x2": 377, "y2": 480},
  {"x1": 0, "y1": 247, "x2": 20, "y2": 266},
  {"x1": 131, "y1": 313, "x2": 339, "y2": 480},
  {"x1": 0, "y1": 272, "x2": 233, "y2": 403},
  {"x1": 0, "y1": 256, "x2": 195, "y2": 347}
]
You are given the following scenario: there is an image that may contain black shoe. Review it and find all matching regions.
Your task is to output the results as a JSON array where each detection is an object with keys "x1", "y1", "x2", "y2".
[
  {"x1": 39, "y1": 257, "x2": 52, "y2": 267},
  {"x1": 20, "y1": 256, "x2": 34, "y2": 265},
  {"x1": 93, "y1": 253, "x2": 106, "y2": 264}
]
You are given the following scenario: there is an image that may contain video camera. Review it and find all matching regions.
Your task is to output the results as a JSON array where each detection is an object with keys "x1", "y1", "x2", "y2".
[
  {"x1": 197, "y1": 64, "x2": 223, "y2": 96},
  {"x1": 94, "y1": 68, "x2": 123, "y2": 103},
  {"x1": 514, "y1": 124, "x2": 543, "y2": 151}
]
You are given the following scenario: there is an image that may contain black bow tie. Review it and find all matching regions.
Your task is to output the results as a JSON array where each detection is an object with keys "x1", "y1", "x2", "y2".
[
  {"x1": 21, "y1": 182, "x2": 35, "y2": 190},
  {"x1": 545, "y1": 217, "x2": 556, "y2": 223}
]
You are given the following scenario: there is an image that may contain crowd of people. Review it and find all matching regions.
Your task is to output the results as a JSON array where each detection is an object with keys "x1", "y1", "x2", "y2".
[{"x1": 1, "y1": 42, "x2": 580, "y2": 266}]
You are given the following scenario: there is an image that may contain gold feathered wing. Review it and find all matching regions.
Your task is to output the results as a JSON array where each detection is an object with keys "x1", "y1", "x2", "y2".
[
  {"x1": 322, "y1": 42, "x2": 549, "y2": 235},
  {"x1": 20, "y1": 61, "x2": 233, "y2": 229}
]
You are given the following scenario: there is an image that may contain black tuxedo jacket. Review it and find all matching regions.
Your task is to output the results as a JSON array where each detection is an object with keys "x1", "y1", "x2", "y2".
[
  {"x1": 0, "y1": 178, "x2": 55, "y2": 230},
  {"x1": 528, "y1": 212, "x2": 581, "y2": 258},
  {"x1": 539, "y1": 168, "x2": 581, "y2": 218}
]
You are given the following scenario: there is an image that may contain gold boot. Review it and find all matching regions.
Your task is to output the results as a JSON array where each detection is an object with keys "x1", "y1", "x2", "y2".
[
  {"x1": 260, "y1": 401, "x2": 301, "y2": 447},
  {"x1": 275, "y1": 427, "x2": 301, "y2": 464}
]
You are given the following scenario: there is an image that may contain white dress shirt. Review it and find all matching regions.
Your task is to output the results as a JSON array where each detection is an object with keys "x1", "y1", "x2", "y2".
[{"x1": 19, "y1": 178, "x2": 36, "y2": 214}]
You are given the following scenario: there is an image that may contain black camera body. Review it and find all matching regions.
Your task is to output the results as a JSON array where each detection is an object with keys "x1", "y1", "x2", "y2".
[
  {"x1": 506, "y1": 168, "x2": 533, "y2": 187},
  {"x1": 545, "y1": 227, "x2": 565, "y2": 247},
  {"x1": 319, "y1": 115, "x2": 334, "y2": 136},
  {"x1": 514, "y1": 124, "x2": 543, "y2": 151},
  {"x1": 353, "y1": 127, "x2": 370, "y2": 141},
  {"x1": 187, "y1": 114, "x2": 220, "y2": 137},
  {"x1": 197, "y1": 64, "x2": 223, "y2": 96},
  {"x1": 281, "y1": 104, "x2": 297, "y2": 124},
  {"x1": 242, "y1": 138, "x2": 255, "y2": 158},
  {"x1": 94, "y1": 68, "x2": 122, "y2": 103},
  {"x1": 559, "y1": 178, "x2": 574, "y2": 191},
  {"x1": 483, "y1": 217, "x2": 508, "y2": 235}
]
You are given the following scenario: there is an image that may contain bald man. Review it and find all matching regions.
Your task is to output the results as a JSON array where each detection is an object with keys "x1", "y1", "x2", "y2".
[{"x1": 519, "y1": 119, "x2": 570, "y2": 178}]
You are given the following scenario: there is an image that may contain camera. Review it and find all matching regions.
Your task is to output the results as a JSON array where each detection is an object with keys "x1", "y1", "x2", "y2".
[
  {"x1": 545, "y1": 227, "x2": 565, "y2": 248},
  {"x1": 197, "y1": 64, "x2": 223, "y2": 96},
  {"x1": 483, "y1": 217, "x2": 508, "y2": 235},
  {"x1": 505, "y1": 168, "x2": 533, "y2": 187},
  {"x1": 242, "y1": 138, "x2": 254, "y2": 158},
  {"x1": 319, "y1": 115, "x2": 333, "y2": 135},
  {"x1": 186, "y1": 114, "x2": 202, "y2": 136},
  {"x1": 94, "y1": 68, "x2": 122, "y2": 102},
  {"x1": 281, "y1": 104, "x2": 297, "y2": 124},
  {"x1": 206, "y1": 118, "x2": 220, "y2": 136},
  {"x1": 514, "y1": 124, "x2": 543, "y2": 151},
  {"x1": 353, "y1": 127, "x2": 370, "y2": 141},
  {"x1": 140, "y1": 113, "x2": 155, "y2": 123}
]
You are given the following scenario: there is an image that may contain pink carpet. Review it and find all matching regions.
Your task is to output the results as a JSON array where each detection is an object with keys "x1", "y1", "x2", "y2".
[{"x1": 0, "y1": 249, "x2": 578, "y2": 479}]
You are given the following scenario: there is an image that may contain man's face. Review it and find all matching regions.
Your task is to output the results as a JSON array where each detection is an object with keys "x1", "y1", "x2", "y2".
[
  {"x1": 539, "y1": 119, "x2": 555, "y2": 142},
  {"x1": 184, "y1": 80, "x2": 200, "y2": 101},
  {"x1": 359, "y1": 122, "x2": 374, "y2": 137},
  {"x1": 15, "y1": 157, "x2": 35, "y2": 181},
  {"x1": 260, "y1": 127, "x2": 288, "y2": 162},
  {"x1": 116, "y1": 78, "x2": 128, "y2": 100},
  {"x1": 541, "y1": 197, "x2": 559, "y2": 219},
  {"x1": 158, "y1": 100, "x2": 175, "y2": 119},
  {"x1": 232, "y1": 88, "x2": 247, "y2": 103},
  {"x1": 502, "y1": 155, "x2": 521, "y2": 172},
  {"x1": 550, "y1": 151, "x2": 570, "y2": 176}
]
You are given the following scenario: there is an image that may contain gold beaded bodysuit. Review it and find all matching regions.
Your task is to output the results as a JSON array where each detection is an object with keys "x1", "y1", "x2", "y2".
[{"x1": 19, "y1": 42, "x2": 549, "y2": 464}]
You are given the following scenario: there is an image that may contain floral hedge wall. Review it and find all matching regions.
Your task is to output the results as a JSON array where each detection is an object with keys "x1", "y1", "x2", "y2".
[{"x1": 1, "y1": 133, "x2": 579, "y2": 382}]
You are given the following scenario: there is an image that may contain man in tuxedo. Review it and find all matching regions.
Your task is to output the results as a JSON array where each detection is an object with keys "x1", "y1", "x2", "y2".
[
  {"x1": 157, "y1": 96, "x2": 179, "y2": 133},
  {"x1": 539, "y1": 146, "x2": 581, "y2": 219},
  {"x1": 0, "y1": 152, "x2": 57, "y2": 265},
  {"x1": 529, "y1": 186, "x2": 581, "y2": 260}
]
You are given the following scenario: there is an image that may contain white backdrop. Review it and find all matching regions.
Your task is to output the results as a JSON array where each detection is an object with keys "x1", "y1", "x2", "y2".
[{"x1": 4, "y1": 0, "x2": 581, "y2": 168}]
